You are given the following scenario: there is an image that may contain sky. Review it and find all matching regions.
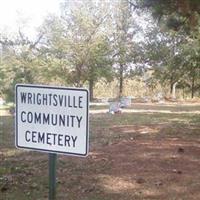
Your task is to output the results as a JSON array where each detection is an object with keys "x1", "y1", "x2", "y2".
[
  {"x1": 0, "y1": 0, "x2": 62, "y2": 38},
  {"x1": 0, "y1": 0, "x2": 150, "y2": 41}
]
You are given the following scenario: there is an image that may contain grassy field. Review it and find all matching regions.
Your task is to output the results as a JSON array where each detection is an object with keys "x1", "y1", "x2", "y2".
[{"x1": 1, "y1": 103, "x2": 200, "y2": 200}]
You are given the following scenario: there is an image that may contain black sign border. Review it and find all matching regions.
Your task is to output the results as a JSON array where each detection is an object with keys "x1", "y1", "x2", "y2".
[{"x1": 15, "y1": 84, "x2": 89, "y2": 157}]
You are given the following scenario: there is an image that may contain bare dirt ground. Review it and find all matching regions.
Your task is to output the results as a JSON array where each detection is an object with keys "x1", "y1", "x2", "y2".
[{"x1": 1, "y1": 103, "x2": 200, "y2": 200}]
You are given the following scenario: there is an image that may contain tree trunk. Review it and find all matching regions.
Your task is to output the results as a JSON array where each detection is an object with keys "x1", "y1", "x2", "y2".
[
  {"x1": 119, "y1": 64, "x2": 124, "y2": 98},
  {"x1": 170, "y1": 82, "x2": 173, "y2": 95},
  {"x1": 182, "y1": 87, "x2": 185, "y2": 99},
  {"x1": 75, "y1": 64, "x2": 82, "y2": 87},
  {"x1": 191, "y1": 75, "x2": 195, "y2": 98},
  {"x1": 89, "y1": 79, "x2": 94, "y2": 102}
]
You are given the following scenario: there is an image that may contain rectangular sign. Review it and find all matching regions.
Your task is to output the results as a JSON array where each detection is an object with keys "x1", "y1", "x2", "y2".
[{"x1": 15, "y1": 84, "x2": 89, "y2": 156}]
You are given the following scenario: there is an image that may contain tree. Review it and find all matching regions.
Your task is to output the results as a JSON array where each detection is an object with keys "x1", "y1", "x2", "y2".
[
  {"x1": 129, "y1": 0, "x2": 200, "y2": 32},
  {"x1": 132, "y1": 0, "x2": 200, "y2": 98},
  {"x1": 144, "y1": 25, "x2": 187, "y2": 98},
  {"x1": 0, "y1": 30, "x2": 43, "y2": 101},
  {"x1": 181, "y1": 38, "x2": 200, "y2": 98},
  {"x1": 40, "y1": 1, "x2": 114, "y2": 100},
  {"x1": 112, "y1": 0, "x2": 140, "y2": 97}
]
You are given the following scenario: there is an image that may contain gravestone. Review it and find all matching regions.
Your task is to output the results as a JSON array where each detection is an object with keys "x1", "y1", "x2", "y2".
[
  {"x1": 109, "y1": 102, "x2": 121, "y2": 114},
  {"x1": 120, "y1": 97, "x2": 132, "y2": 108}
]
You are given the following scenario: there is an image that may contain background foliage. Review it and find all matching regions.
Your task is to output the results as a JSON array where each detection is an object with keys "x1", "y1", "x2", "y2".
[{"x1": 1, "y1": 0, "x2": 200, "y2": 101}]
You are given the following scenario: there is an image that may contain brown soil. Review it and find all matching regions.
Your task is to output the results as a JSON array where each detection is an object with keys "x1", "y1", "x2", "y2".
[
  {"x1": 1, "y1": 105, "x2": 200, "y2": 200},
  {"x1": 54, "y1": 123, "x2": 200, "y2": 200}
]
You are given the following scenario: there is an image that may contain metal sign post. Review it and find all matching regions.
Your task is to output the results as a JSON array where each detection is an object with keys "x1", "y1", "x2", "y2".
[{"x1": 49, "y1": 153, "x2": 57, "y2": 200}]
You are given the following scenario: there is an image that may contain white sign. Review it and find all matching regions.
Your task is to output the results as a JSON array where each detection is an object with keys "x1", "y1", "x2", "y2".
[{"x1": 15, "y1": 84, "x2": 89, "y2": 156}]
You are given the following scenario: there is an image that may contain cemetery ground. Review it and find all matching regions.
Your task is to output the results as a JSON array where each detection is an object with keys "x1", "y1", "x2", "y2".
[{"x1": 1, "y1": 103, "x2": 200, "y2": 200}]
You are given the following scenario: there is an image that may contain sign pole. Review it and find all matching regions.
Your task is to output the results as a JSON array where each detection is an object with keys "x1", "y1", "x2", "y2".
[
  {"x1": 15, "y1": 84, "x2": 89, "y2": 199},
  {"x1": 49, "y1": 153, "x2": 57, "y2": 200}
]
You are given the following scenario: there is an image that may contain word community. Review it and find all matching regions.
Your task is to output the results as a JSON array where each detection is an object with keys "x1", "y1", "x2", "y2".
[
  {"x1": 21, "y1": 111, "x2": 82, "y2": 128},
  {"x1": 20, "y1": 92, "x2": 83, "y2": 108}
]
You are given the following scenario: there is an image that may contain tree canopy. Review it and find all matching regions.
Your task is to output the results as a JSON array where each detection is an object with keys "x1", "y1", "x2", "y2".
[{"x1": 1, "y1": 0, "x2": 200, "y2": 101}]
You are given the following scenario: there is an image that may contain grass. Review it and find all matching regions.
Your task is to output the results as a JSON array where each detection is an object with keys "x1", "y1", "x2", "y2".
[
  {"x1": 0, "y1": 103, "x2": 14, "y2": 110},
  {"x1": 0, "y1": 116, "x2": 14, "y2": 148},
  {"x1": 90, "y1": 105, "x2": 109, "y2": 110},
  {"x1": 1, "y1": 103, "x2": 200, "y2": 199}
]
